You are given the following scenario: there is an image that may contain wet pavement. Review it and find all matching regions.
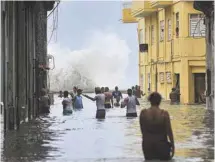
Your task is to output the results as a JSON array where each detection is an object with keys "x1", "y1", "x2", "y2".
[{"x1": 1, "y1": 94, "x2": 214, "y2": 162}]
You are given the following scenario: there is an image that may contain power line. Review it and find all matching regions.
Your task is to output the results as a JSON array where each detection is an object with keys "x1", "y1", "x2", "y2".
[
  {"x1": 47, "y1": 1, "x2": 60, "y2": 18},
  {"x1": 48, "y1": 4, "x2": 59, "y2": 45}
]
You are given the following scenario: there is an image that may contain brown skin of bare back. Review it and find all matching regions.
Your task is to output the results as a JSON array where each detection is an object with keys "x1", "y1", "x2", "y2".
[{"x1": 139, "y1": 92, "x2": 175, "y2": 160}]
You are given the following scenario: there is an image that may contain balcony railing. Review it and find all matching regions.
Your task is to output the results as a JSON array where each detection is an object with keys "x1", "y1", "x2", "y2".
[
  {"x1": 131, "y1": 1, "x2": 157, "y2": 17},
  {"x1": 150, "y1": 0, "x2": 173, "y2": 8}
]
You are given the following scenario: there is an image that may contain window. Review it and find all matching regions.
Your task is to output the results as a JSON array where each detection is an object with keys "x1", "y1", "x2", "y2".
[
  {"x1": 139, "y1": 29, "x2": 144, "y2": 44},
  {"x1": 189, "y1": 14, "x2": 205, "y2": 37},
  {"x1": 176, "y1": 12, "x2": 179, "y2": 37},
  {"x1": 160, "y1": 20, "x2": 164, "y2": 41},
  {"x1": 151, "y1": 25, "x2": 155, "y2": 44},
  {"x1": 168, "y1": 19, "x2": 172, "y2": 40}
]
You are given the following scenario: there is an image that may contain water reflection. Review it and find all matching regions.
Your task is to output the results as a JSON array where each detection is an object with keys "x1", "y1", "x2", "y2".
[{"x1": 1, "y1": 94, "x2": 214, "y2": 162}]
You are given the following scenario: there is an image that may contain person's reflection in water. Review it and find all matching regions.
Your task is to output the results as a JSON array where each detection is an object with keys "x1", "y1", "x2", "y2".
[{"x1": 139, "y1": 92, "x2": 175, "y2": 161}]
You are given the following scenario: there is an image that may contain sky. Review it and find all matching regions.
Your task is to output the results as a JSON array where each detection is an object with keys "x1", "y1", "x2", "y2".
[{"x1": 48, "y1": 1, "x2": 138, "y2": 90}]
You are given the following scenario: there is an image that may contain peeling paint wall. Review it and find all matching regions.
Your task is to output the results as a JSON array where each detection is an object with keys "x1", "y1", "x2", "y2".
[
  {"x1": 1, "y1": 1, "x2": 54, "y2": 130},
  {"x1": 205, "y1": 14, "x2": 214, "y2": 109}
]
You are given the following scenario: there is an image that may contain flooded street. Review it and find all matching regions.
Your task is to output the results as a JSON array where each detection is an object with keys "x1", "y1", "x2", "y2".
[{"x1": 1, "y1": 94, "x2": 214, "y2": 162}]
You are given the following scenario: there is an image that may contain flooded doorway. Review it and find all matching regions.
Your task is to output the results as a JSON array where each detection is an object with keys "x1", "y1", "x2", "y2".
[{"x1": 194, "y1": 73, "x2": 206, "y2": 103}]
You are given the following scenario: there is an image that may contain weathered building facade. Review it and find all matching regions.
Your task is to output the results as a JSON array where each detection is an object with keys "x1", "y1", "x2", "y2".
[
  {"x1": 0, "y1": 1, "x2": 55, "y2": 130},
  {"x1": 122, "y1": 1, "x2": 207, "y2": 104},
  {"x1": 194, "y1": 1, "x2": 214, "y2": 109}
]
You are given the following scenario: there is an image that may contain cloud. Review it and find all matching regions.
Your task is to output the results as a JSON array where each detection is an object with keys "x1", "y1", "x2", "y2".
[{"x1": 48, "y1": 30, "x2": 131, "y2": 91}]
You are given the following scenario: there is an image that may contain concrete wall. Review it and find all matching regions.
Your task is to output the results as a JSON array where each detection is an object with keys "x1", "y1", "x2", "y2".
[
  {"x1": 1, "y1": 1, "x2": 55, "y2": 130},
  {"x1": 193, "y1": 0, "x2": 214, "y2": 109},
  {"x1": 205, "y1": 15, "x2": 214, "y2": 109}
]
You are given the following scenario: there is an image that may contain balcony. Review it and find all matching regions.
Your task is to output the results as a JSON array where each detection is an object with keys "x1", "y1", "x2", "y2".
[
  {"x1": 122, "y1": 2, "x2": 137, "y2": 23},
  {"x1": 150, "y1": 0, "x2": 173, "y2": 8},
  {"x1": 131, "y1": 1, "x2": 157, "y2": 17}
]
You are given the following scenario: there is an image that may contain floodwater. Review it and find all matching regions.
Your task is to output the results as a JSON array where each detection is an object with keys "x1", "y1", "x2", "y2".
[{"x1": 1, "y1": 94, "x2": 214, "y2": 162}]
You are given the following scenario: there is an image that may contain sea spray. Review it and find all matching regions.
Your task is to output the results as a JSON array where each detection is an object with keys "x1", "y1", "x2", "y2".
[{"x1": 48, "y1": 30, "x2": 131, "y2": 91}]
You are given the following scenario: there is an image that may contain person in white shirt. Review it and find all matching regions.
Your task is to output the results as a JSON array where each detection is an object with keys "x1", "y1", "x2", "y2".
[
  {"x1": 82, "y1": 87, "x2": 106, "y2": 119},
  {"x1": 62, "y1": 91, "x2": 73, "y2": 114},
  {"x1": 122, "y1": 88, "x2": 140, "y2": 117}
]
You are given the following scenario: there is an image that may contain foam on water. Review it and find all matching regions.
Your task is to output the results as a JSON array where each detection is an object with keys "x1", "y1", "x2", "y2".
[{"x1": 48, "y1": 30, "x2": 131, "y2": 91}]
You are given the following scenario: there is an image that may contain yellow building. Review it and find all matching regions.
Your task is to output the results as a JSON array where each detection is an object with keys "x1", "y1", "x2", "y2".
[{"x1": 122, "y1": 0, "x2": 206, "y2": 104}]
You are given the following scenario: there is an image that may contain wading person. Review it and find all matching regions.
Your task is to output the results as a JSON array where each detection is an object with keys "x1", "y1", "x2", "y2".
[
  {"x1": 70, "y1": 86, "x2": 77, "y2": 98},
  {"x1": 104, "y1": 87, "x2": 113, "y2": 108},
  {"x1": 169, "y1": 88, "x2": 179, "y2": 104},
  {"x1": 62, "y1": 91, "x2": 73, "y2": 114},
  {"x1": 121, "y1": 89, "x2": 140, "y2": 117},
  {"x1": 132, "y1": 86, "x2": 136, "y2": 96},
  {"x1": 83, "y1": 87, "x2": 106, "y2": 119},
  {"x1": 135, "y1": 86, "x2": 145, "y2": 98},
  {"x1": 39, "y1": 88, "x2": 51, "y2": 114},
  {"x1": 58, "y1": 91, "x2": 63, "y2": 98},
  {"x1": 139, "y1": 92, "x2": 175, "y2": 160},
  {"x1": 73, "y1": 89, "x2": 83, "y2": 109},
  {"x1": 112, "y1": 86, "x2": 123, "y2": 107},
  {"x1": 101, "y1": 87, "x2": 105, "y2": 93}
]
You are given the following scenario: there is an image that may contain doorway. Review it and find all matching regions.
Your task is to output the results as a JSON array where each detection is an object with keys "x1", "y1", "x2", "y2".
[{"x1": 194, "y1": 73, "x2": 206, "y2": 103}]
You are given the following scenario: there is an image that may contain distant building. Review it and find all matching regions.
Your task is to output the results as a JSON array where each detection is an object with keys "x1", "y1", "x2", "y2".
[{"x1": 122, "y1": 0, "x2": 207, "y2": 104}]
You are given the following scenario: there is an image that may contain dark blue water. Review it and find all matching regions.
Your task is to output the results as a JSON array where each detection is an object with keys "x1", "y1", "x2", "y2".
[{"x1": 1, "y1": 94, "x2": 214, "y2": 162}]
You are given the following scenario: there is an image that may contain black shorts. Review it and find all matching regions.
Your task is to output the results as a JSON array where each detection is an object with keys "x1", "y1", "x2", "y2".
[
  {"x1": 114, "y1": 102, "x2": 120, "y2": 107},
  {"x1": 96, "y1": 109, "x2": 106, "y2": 119},
  {"x1": 104, "y1": 103, "x2": 111, "y2": 108},
  {"x1": 126, "y1": 112, "x2": 137, "y2": 117}
]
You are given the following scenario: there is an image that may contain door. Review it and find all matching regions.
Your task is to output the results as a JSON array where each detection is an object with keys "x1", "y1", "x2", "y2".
[{"x1": 194, "y1": 73, "x2": 206, "y2": 103}]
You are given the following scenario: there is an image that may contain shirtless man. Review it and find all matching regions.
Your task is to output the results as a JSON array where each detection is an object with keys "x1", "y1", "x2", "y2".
[
  {"x1": 135, "y1": 86, "x2": 145, "y2": 98},
  {"x1": 104, "y1": 87, "x2": 113, "y2": 108}
]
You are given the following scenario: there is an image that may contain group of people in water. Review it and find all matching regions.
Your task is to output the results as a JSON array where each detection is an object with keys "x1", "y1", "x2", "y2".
[
  {"x1": 39, "y1": 85, "x2": 175, "y2": 161},
  {"x1": 58, "y1": 85, "x2": 144, "y2": 118}
]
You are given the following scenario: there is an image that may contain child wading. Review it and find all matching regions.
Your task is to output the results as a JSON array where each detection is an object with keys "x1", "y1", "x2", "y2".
[
  {"x1": 122, "y1": 89, "x2": 140, "y2": 117},
  {"x1": 39, "y1": 88, "x2": 51, "y2": 114},
  {"x1": 73, "y1": 89, "x2": 83, "y2": 109},
  {"x1": 83, "y1": 87, "x2": 106, "y2": 119},
  {"x1": 62, "y1": 91, "x2": 73, "y2": 114}
]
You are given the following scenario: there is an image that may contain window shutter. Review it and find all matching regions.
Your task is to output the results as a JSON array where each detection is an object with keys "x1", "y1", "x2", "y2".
[
  {"x1": 199, "y1": 19, "x2": 206, "y2": 36},
  {"x1": 190, "y1": 14, "x2": 206, "y2": 37},
  {"x1": 190, "y1": 16, "x2": 199, "y2": 36},
  {"x1": 160, "y1": 20, "x2": 164, "y2": 41}
]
